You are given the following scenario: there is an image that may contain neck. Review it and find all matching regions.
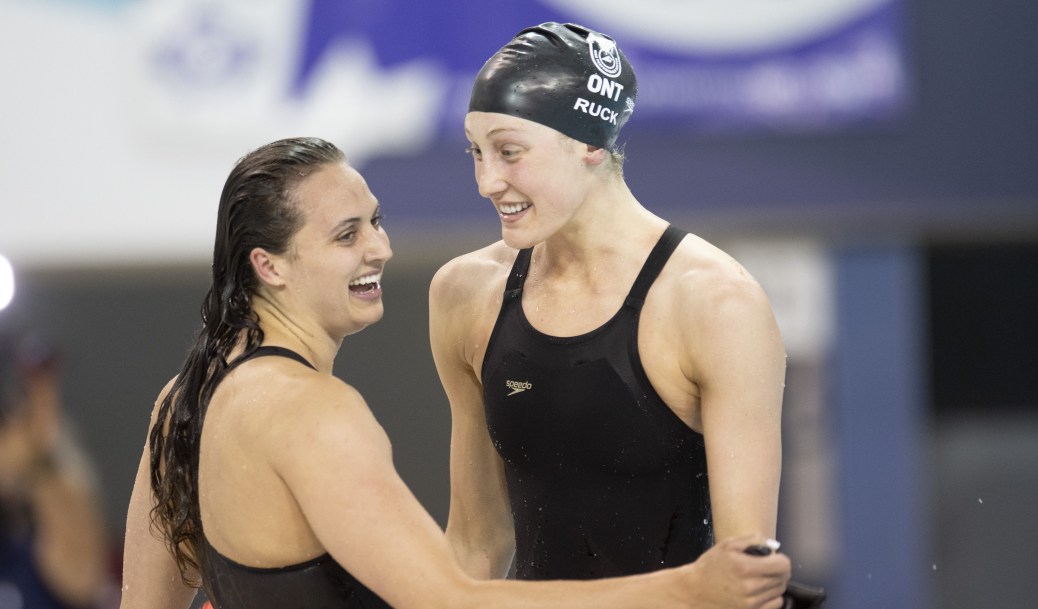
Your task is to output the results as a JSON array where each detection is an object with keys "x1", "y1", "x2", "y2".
[
  {"x1": 539, "y1": 186, "x2": 663, "y2": 268},
  {"x1": 250, "y1": 294, "x2": 340, "y2": 373}
]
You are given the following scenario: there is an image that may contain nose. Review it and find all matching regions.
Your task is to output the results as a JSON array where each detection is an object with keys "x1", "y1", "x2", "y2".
[
  {"x1": 365, "y1": 226, "x2": 393, "y2": 264},
  {"x1": 476, "y1": 157, "x2": 507, "y2": 200}
]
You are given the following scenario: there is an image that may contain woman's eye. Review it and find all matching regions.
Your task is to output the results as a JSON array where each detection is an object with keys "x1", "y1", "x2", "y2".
[
  {"x1": 465, "y1": 146, "x2": 482, "y2": 160},
  {"x1": 372, "y1": 213, "x2": 384, "y2": 228}
]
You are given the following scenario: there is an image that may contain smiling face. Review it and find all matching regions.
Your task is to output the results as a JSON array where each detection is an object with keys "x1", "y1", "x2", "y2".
[
  {"x1": 464, "y1": 111, "x2": 602, "y2": 250},
  {"x1": 278, "y1": 162, "x2": 393, "y2": 339}
]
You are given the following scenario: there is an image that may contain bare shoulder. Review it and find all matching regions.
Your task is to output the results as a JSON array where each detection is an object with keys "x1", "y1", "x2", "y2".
[
  {"x1": 659, "y1": 234, "x2": 777, "y2": 330},
  {"x1": 213, "y1": 361, "x2": 376, "y2": 439},
  {"x1": 429, "y1": 241, "x2": 517, "y2": 357},
  {"x1": 238, "y1": 367, "x2": 389, "y2": 466},
  {"x1": 642, "y1": 234, "x2": 785, "y2": 393},
  {"x1": 148, "y1": 375, "x2": 179, "y2": 428},
  {"x1": 430, "y1": 241, "x2": 516, "y2": 309},
  {"x1": 154, "y1": 376, "x2": 178, "y2": 407},
  {"x1": 263, "y1": 369, "x2": 373, "y2": 429}
]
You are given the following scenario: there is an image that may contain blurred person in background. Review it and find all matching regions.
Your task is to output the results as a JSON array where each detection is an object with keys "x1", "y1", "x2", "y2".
[
  {"x1": 0, "y1": 331, "x2": 113, "y2": 609},
  {"x1": 431, "y1": 21, "x2": 797, "y2": 605},
  {"x1": 119, "y1": 135, "x2": 789, "y2": 609}
]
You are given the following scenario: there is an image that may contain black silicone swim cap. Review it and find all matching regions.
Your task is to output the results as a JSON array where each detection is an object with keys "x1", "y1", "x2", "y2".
[{"x1": 468, "y1": 22, "x2": 637, "y2": 149}]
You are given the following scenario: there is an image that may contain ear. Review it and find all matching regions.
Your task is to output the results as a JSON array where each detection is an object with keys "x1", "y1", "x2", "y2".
[
  {"x1": 584, "y1": 144, "x2": 608, "y2": 167},
  {"x1": 249, "y1": 247, "x2": 287, "y2": 288}
]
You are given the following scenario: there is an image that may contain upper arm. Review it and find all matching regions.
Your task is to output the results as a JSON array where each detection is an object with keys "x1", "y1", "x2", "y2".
[
  {"x1": 268, "y1": 381, "x2": 472, "y2": 608},
  {"x1": 429, "y1": 257, "x2": 515, "y2": 578},
  {"x1": 687, "y1": 269, "x2": 786, "y2": 542},
  {"x1": 119, "y1": 380, "x2": 199, "y2": 609}
]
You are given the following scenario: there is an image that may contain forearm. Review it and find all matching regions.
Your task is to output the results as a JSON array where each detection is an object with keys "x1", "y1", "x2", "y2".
[
  {"x1": 461, "y1": 567, "x2": 684, "y2": 609},
  {"x1": 447, "y1": 536, "x2": 794, "y2": 609},
  {"x1": 445, "y1": 456, "x2": 516, "y2": 579},
  {"x1": 444, "y1": 390, "x2": 516, "y2": 579},
  {"x1": 445, "y1": 519, "x2": 515, "y2": 579}
]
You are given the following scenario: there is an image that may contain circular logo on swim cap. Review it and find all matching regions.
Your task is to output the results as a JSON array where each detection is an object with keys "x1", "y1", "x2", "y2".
[{"x1": 587, "y1": 32, "x2": 622, "y2": 78}]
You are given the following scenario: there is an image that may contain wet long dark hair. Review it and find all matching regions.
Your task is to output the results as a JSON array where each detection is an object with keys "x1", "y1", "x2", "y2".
[{"x1": 149, "y1": 137, "x2": 346, "y2": 584}]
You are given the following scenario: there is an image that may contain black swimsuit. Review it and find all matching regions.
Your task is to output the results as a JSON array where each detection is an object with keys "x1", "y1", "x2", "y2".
[
  {"x1": 481, "y1": 225, "x2": 713, "y2": 580},
  {"x1": 199, "y1": 346, "x2": 391, "y2": 609}
]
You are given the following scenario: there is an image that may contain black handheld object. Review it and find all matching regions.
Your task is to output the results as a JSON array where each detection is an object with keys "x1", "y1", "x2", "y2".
[
  {"x1": 783, "y1": 581, "x2": 827, "y2": 609},
  {"x1": 744, "y1": 543, "x2": 777, "y2": 556},
  {"x1": 744, "y1": 544, "x2": 827, "y2": 609}
]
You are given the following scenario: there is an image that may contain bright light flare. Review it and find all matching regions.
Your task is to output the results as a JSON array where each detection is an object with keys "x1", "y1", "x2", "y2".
[{"x1": 0, "y1": 254, "x2": 14, "y2": 312}]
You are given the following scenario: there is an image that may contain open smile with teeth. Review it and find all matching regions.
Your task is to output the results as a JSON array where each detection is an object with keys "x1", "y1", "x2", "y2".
[
  {"x1": 349, "y1": 272, "x2": 382, "y2": 293},
  {"x1": 498, "y1": 202, "x2": 531, "y2": 216}
]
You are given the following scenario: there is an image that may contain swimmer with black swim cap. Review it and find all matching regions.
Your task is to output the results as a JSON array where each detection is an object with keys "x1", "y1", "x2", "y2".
[
  {"x1": 440, "y1": 20, "x2": 795, "y2": 609},
  {"x1": 468, "y1": 22, "x2": 637, "y2": 150},
  {"x1": 463, "y1": 22, "x2": 641, "y2": 248}
]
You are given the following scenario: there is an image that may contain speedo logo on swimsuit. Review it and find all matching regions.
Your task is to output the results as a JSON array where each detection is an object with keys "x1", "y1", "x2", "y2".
[{"x1": 505, "y1": 380, "x2": 532, "y2": 396}]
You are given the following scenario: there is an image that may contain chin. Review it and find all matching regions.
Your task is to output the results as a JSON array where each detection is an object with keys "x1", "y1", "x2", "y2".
[
  {"x1": 343, "y1": 307, "x2": 385, "y2": 336},
  {"x1": 501, "y1": 226, "x2": 541, "y2": 251}
]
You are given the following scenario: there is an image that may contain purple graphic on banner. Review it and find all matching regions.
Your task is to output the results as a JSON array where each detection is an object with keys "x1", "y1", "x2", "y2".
[
  {"x1": 296, "y1": 1, "x2": 577, "y2": 75},
  {"x1": 626, "y1": 3, "x2": 908, "y2": 133},
  {"x1": 294, "y1": 0, "x2": 573, "y2": 134},
  {"x1": 152, "y1": 6, "x2": 258, "y2": 88},
  {"x1": 300, "y1": 0, "x2": 907, "y2": 137}
]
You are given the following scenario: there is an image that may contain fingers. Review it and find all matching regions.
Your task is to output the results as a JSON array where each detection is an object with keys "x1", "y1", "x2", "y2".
[
  {"x1": 728, "y1": 533, "x2": 789, "y2": 562},
  {"x1": 727, "y1": 534, "x2": 793, "y2": 592},
  {"x1": 746, "y1": 571, "x2": 790, "y2": 609},
  {"x1": 720, "y1": 533, "x2": 778, "y2": 553},
  {"x1": 683, "y1": 537, "x2": 793, "y2": 609}
]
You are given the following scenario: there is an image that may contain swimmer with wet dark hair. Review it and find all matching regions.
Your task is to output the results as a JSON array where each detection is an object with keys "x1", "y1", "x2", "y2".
[
  {"x1": 432, "y1": 22, "x2": 795, "y2": 609},
  {"x1": 120, "y1": 135, "x2": 785, "y2": 609}
]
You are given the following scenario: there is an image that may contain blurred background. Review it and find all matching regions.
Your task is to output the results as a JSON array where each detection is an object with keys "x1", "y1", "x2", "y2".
[{"x1": 1, "y1": 0, "x2": 1035, "y2": 608}]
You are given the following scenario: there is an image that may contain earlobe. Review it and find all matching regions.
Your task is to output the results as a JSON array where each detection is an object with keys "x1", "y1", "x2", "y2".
[
  {"x1": 585, "y1": 145, "x2": 608, "y2": 166},
  {"x1": 250, "y1": 247, "x2": 285, "y2": 287}
]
